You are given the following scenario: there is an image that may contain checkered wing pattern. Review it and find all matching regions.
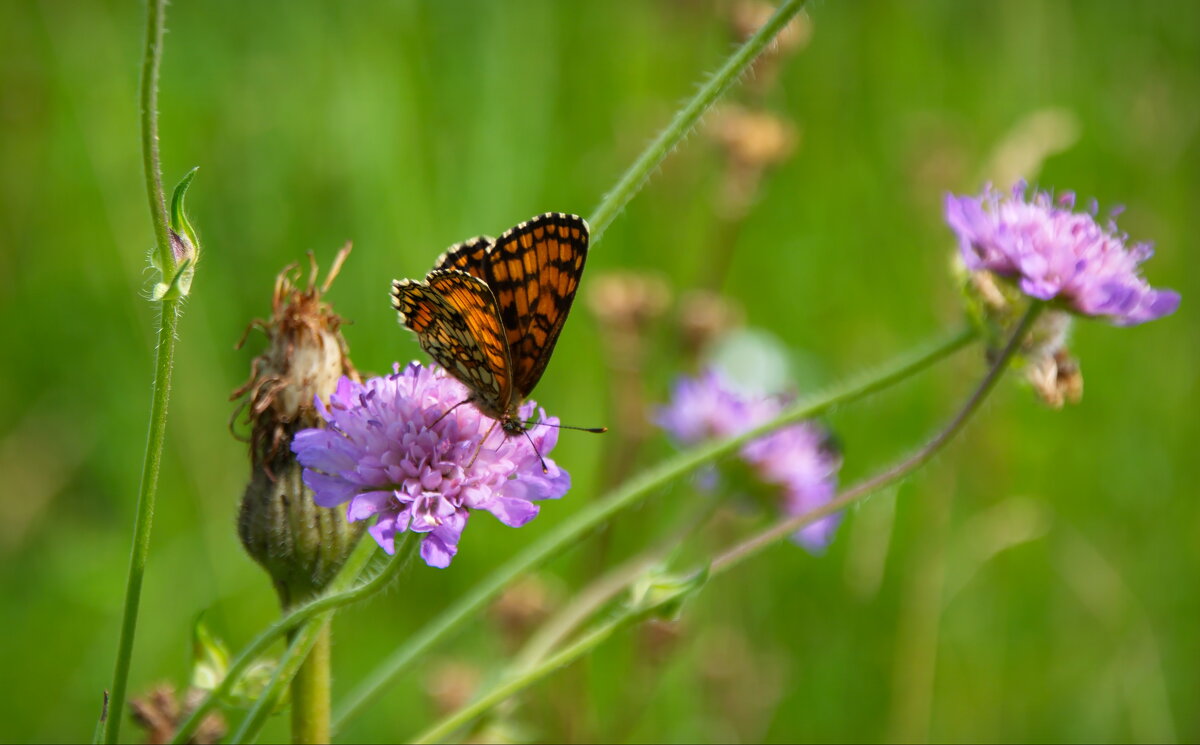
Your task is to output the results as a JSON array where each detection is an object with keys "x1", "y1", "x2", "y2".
[
  {"x1": 432, "y1": 236, "x2": 495, "y2": 280},
  {"x1": 391, "y1": 271, "x2": 512, "y2": 415},
  {"x1": 484, "y1": 213, "x2": 589, "y2": 398}
]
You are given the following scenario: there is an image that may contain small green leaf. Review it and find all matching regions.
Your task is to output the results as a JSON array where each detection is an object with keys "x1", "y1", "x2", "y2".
[
  {"x1": 190, "y1": 615, "x2": 230, "y2": 693},
  {"x1": 169, "y1": 166, "x2": 201, "y2": 263},
  {"x1": 629, "y1": 565, "x2": 709, "y2": 621},
  {"x1": 151, "y1": 258, "x2": 193, "y2": 301}
]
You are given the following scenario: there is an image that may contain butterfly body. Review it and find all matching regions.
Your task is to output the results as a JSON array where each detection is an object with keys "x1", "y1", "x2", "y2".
[{"x1": 392, "y1": 212, "x2": 589, "y2": 435}]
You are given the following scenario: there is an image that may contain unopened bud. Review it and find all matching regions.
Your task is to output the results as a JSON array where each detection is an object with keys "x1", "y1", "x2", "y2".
[
  {"x1": 954, "y1": 255, "x2": 1084, "y2": 408},
  {"x1": 233, "y1": 246, "x2": 364, "y2": 606},
  {"x1": 152, "y1": 169, "x2": 201, "y2": 301}
]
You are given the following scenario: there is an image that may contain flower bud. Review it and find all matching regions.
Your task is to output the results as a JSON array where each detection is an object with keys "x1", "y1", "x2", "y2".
[
  {"x1": 954, "y1": 256, "x2": 1085, "y2": 408},
  {"x1": 233, "y1": 246, "x2": 364, "y2": 606},
  {"x1": 152, "y1": 169, "x2": 201, "y2": 301}
]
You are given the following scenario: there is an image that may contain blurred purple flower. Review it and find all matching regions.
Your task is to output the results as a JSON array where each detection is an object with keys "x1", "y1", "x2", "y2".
[
  {"x1": 656, "y1": 370, "x2": 842, "y2": 551},
  {"x1": 292, "y1": 363, "x2": 569, "y2": 568},
  {"x1": 945, "y1": 182, "x2": 1179, "y2": 325}
]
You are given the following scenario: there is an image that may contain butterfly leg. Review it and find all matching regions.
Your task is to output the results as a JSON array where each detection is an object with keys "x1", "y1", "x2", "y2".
[{"x1": 466, "y1": 419, "x2": 500, "y2": 470}]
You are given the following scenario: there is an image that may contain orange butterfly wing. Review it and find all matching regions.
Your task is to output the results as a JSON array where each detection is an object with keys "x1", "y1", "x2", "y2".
[
  {"x1": 391, "y1": 270, "x2": 513, "y2": 417},
  {"x1": 432, "y1": 236, "x2": 494, "y2": 280},
  {"x1": 484, "y1": 213, "x2": 589, "y2": 399}
]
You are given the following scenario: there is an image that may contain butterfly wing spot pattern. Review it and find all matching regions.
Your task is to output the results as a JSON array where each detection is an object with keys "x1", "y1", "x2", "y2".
[{"x1": 391, "y1": 212, "x2": 589, "y2": 434}]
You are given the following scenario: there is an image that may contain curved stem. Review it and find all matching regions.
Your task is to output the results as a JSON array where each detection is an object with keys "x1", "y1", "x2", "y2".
[
  {"x1": 712, "y1": 303, "x2": 1040, "y2": 574},
  {"x1": 413, "y1": 612, "x2": 637, "y2": 744},
  {"x1": 230, "y1": 617, "x2": 331, "y2": 744},
  {"x1": 510, "y1": 501, "x2": 717, "y2": 676},
  {"x1": 170, "y1": 536, "x2": 402, "y2": 744},
  {"x1": 140, "y1": 0, "x2": 172, "y2": 271},
  {"x1": 101, "y1": 0, "x2": 176, "y2": 741},
  {"x1": 331, "y1": 325, "x2": 975, "y2": 731},
  {"x1": 587, "y1": 0, "x2": 807, "y2": 244},
  {"x1": 412, "y1": 306, "x2": 1039, "y2": 743}
]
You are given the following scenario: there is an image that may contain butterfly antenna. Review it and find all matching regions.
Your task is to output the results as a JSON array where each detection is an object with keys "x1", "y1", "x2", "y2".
[
  {"x1": 521, "y1": 427, "x2": 549, "y2": 474},
  {"x1": 521, "y1": 420, "x2": 608, "y2": 434}
]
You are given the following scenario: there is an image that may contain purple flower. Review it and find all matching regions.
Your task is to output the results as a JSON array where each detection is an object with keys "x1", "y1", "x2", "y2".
[
  {"x1": 291, "y1": 363, "x2": 570, "y2": 568},
  {"x1": 945, "y1": 182, "x2": 1179, "y2": 325},
  {"x1": 656, "y1": 370, "x2": 842, "y2": 551}
]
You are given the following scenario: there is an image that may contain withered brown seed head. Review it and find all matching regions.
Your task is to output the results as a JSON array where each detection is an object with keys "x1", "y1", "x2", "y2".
[
  {"x1": 731, "y1": 0, "x2": 812, "y2": 55},
  {"x1": 425, "y1": 660, "x2": 482, "y2": 717},
  {"x1": 129, "y1": 684, "x2": 226, "y2": 745},
  {"x1": 678, "y1": 289, "x2": 745, "y2": 361},
  {"x1": 231, "y1": 245, "x2": 359, "y2": 468},
  {"x1": 488, "y1": 574, "x2": 557, "y2": 647},
  {"x1": 709, "y1": 106, "x2": 798, "y2": 172},
  {"x1": 587, "y1": 271, "x2": 671, "y2": 331},
  {"x1": 1026, "y1": 347, "x2": 1084, "y2": 409}
]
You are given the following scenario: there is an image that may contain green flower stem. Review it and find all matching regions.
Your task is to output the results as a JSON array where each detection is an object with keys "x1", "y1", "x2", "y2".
[
  {"x1": 170, "y1": 536, "x2": 404, "y2": 745},
  {"x1": 289, "y1": 621, "x2": 332, "y2": 744},
  {"x1": 140, "y1": 0, "x2": 172, "y2": 274},
  {"x1": 331, "y1": 324, "x2": 975, "y2": 732},
  {"x1": 101, "y1": 0, "x2": 178, "y2": 741},
  {"x1": 412, "y1": 306, "x2": 1040, "y2": 744},
  {"x1": 509, "y1": 501, "x2": 718, "y2": 676},
  {"x1": 711, "y1": 303, "x2": 1042, "y2": 575},
  {"x1": 230, "y1": 616, "x2": 331, "y2": 744},
  {"x1": 412, "y1": 608, "x2": 642, "y2": 744},
  {"x1": 586, "y1": 0, "x2": 807, "y2": 244}
]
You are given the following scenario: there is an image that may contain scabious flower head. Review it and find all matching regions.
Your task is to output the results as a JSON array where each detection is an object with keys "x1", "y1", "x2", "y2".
[
  {"x1": 945, "y1": 182, "x2": 1179, "y2": 325},
  {"x1": 656, "y1": 370, "x2": 841, "y2": 551},
  {"x1": 292, "y1": 362, "x2": 570, "y2": 568}
]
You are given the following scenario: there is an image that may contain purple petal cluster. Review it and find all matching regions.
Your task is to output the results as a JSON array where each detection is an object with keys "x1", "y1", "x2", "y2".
[
  {"x1": 292, "y1": 363, "x2": 569, "y2": 568},
  {"x1": 945, "y1": 183, "x2": 1179, "y2": 325},
  {"x1": 656, "y1": 370, "x2": 842, "y2": 551}
]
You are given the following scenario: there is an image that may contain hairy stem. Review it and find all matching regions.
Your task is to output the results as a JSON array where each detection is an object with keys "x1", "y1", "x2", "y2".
[
  {"x1": 331, "y1": 324, "x2": 975, "y2": 731},
  {"x1": 712, "y1": 304, "x2": 1041, "y2": 574},
  {"x1": 587, "y1": 0, "x2": 807, "y2": 244},
  {"x1": 101, "y1": 0, "x2": 177, "y2": 741}
]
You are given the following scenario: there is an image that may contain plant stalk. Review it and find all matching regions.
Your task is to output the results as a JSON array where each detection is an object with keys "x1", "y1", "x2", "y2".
[
  {"x1": 587, "y1": 0, "x2": 807, "y2": 244},
  {"x1": 101, "y1": 0, "x2": 177, "y2": 740},
  {"x1": 289, "y1": 620, "x2": 332, "y2": 744}
]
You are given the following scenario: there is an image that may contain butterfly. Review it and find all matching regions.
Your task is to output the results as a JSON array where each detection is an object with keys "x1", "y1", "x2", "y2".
[{"x1": 391, "y1": 212, "x2": 590, "y2": 438}]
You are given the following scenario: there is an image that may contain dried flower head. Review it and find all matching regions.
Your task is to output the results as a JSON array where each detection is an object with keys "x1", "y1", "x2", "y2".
[
  {"x1": 955, "y1": 257, "x2": 1087, "y2": 408},
  {"x1": 730, "y1": 0, "x2": 812, "y2": 96},
  {"x1": 677, "y1": 289, "x2": 745, "y2": 363},
  {"x1": 292, "y1": 363, "x2": 571, "y2": 568},
  {"x1": 489, "y1": 575, "x2": 557, "y2": 649},
  {"x1": 129, "y1": 684, "x2": 226, "y2": 745},
  {"x1": 425, "y1": 660, "x2": 482, "y2": 717},
  {"x1": 945, "y1": 183, "x2": 1179, "y2": 325},
  {"x1": 232, "y1": 247, "x2": 358, "y2": 465},
  {"x1": 709, "y1": 106, "x2": 799, "y2": 218},
  {"x1": 232, "y1": 247, "x2": 364, "y2": 604},
  {"x1": 656, "y1": 370, "x2": 842, "y2": 551},
  {"x1": 587, "y1": 271, "x2": 672, "y2": 334}
]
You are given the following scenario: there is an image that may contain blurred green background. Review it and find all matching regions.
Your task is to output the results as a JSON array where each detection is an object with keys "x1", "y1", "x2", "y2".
[{"x1": 1, "y1": 0, "x2": 1196, "y2": 742}]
